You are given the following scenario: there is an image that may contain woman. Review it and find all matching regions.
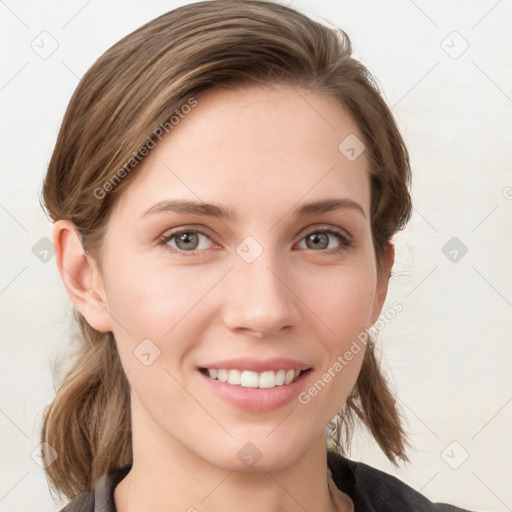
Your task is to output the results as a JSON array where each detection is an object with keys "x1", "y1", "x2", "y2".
[{"x1": 40, "y1": 1, "x2": 473, "y2": 510}]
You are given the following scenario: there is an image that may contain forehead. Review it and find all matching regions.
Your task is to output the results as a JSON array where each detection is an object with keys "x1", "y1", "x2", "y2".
[{"x1": 113, "y1": 84, "x2": 370, "y2": 222}]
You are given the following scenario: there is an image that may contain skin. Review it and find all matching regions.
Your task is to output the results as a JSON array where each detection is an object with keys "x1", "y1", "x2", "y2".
[{"x1": 54, "y1": 84, "x2": 394, "y2": 512}]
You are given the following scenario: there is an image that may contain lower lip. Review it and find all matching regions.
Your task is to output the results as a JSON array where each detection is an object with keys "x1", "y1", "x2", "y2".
[{"x1": 198, "y1": 369, "x2": 312, "y2": 412}]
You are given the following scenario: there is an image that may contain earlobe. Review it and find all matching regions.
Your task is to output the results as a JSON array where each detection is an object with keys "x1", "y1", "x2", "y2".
[
  {"x1": 52, "y1": 220, "x2": 112, "y2": 333},
  {"x1": 370, "y1": 243, "x2": 395, "y2": 326}
]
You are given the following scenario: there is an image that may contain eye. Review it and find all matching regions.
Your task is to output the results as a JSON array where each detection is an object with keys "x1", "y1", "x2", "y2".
[
  {"x1": 158, "y1": 228, "x2": 215, "y2": 256},
  {"x1": 297, "y1": 227, "x2": 353, "y2": 253},
  {"x1": 157, "y1": 225, "x2": 354, "y2": 257}
]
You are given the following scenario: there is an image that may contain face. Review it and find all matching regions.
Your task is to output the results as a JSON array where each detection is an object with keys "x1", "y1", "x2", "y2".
[{"x1": 89, "y1": 84, "x2": 391, "y2": 472}]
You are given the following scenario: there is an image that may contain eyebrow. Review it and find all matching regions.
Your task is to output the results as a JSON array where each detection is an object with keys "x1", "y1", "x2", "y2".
[{"x1": 140, "y1": 198, "x2": 367, "y2": 221}]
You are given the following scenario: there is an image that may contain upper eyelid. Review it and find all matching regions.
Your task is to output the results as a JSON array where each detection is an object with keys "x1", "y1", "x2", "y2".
[
  {"x1": 158, "y1": 225, "x2": 215, "y2": 243},
  {"x1": 301, "y1": 224, "x2": 351, "y2": 238}
]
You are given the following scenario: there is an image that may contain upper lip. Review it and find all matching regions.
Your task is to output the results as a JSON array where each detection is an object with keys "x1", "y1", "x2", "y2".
[{"x1": 199, "y1": 357, "x2": 312, "y2": 373}]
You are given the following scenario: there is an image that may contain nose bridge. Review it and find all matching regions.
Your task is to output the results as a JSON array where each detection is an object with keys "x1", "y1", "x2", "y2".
[{"x1": 222, "y1": 240, "x2": 300, "y2": 337}]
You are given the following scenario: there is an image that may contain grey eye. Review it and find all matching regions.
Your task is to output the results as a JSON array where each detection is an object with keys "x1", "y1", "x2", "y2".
[
  {"x1": 174, "y1": 232, "x2": 200, "y2": 250},
  {"x1": 305, "y1": 232, "x2": 330, "y2": 250}
]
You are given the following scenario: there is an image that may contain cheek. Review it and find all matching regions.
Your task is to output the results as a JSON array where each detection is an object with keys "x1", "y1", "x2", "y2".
[
  {"x1": 102, "y1": 256, "x2": 211, "y2": 335},
  {"x1": 305, "y1": 261, "x2": 377, "y2": 339},
  {"x1": 297, "y1": 272, "x2": 371, "y2": 417},
  {"x1": 100, "y1": 256, "x2": 227, "y2": 387},
  {"x1": 299, "y1": 260, "x2": 375, "y2": 394},
  {"x1": 100, "y1": 260, "x2": 207, "y2": 402}
]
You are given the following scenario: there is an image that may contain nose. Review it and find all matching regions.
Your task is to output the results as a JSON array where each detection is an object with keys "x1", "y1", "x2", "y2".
[{"x1": 221, "y1": 251, "x2": 301, "y2": 339}]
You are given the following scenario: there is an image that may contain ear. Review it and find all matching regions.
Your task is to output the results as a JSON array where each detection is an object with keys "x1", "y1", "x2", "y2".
[
  {"x1": 52, "y1": 220, "x2": 112, "y2": 333},
  {"x1": 370, "y1": 243, "x2": 395, "y2": 325}
]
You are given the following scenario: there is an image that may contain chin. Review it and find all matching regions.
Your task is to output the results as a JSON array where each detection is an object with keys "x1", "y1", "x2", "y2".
[{"x1": 195, "y1": 431, "x2": 314, "y2": 473}]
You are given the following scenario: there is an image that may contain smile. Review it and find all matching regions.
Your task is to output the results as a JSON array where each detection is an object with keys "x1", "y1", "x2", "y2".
[{"x1": 201, "y1": 368, "x2": 307, "y2": 389}]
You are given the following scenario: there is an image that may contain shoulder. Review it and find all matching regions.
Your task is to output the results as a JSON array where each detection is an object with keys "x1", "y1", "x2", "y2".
[
  {"x1": 327, "y1": 450, "x2": 473, "y2": 512},
  {"x1": 59, "y1": 465, "x2": 132, "y2": 512}
]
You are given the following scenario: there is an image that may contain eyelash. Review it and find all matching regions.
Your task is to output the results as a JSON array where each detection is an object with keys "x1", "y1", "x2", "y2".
[{"x1": 157, "y1": 225, "x2": 354, "y2": 257}]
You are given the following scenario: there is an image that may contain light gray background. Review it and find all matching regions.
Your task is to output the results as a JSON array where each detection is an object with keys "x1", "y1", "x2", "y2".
[{"x1": 1, "y1": 0, "x2": 511, "y2": 510}]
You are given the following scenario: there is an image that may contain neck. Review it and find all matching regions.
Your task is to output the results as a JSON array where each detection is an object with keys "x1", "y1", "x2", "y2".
[{"x1": 114, "y1": 406, "x2": 339, "y2": 512}]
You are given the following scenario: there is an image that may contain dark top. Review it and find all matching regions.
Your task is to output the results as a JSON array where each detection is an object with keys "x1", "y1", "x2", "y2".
[{"x1": 60, "y1": 451, "x2": 473, "y2": 511}]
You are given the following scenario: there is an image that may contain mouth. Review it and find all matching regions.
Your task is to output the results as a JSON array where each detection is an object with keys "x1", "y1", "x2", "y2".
[{"x1": 199, "y1": 367, "x2": 312, "y2": 389}]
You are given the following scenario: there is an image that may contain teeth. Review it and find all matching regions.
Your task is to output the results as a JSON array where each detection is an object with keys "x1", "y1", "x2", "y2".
[
  {"x1": 241, "y1": 371, "x2": 259, "y2": 388},
  {"x1": 275, "y1": 369, "x2": 286, "y2": 386},
  {"x1": 259, "y1": 371, "x2": 276, "y2": 388},
  {"x1": 228, "y1": 369, "x2": 241, "y2": 385},
  {"x1": 206, "y1": 368, "x2": 302, "y2": 389}
]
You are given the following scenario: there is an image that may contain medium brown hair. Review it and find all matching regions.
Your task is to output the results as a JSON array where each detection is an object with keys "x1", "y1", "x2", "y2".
[{"x1": 41, "y1": 0, "x2": 412, "y2": 500}]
